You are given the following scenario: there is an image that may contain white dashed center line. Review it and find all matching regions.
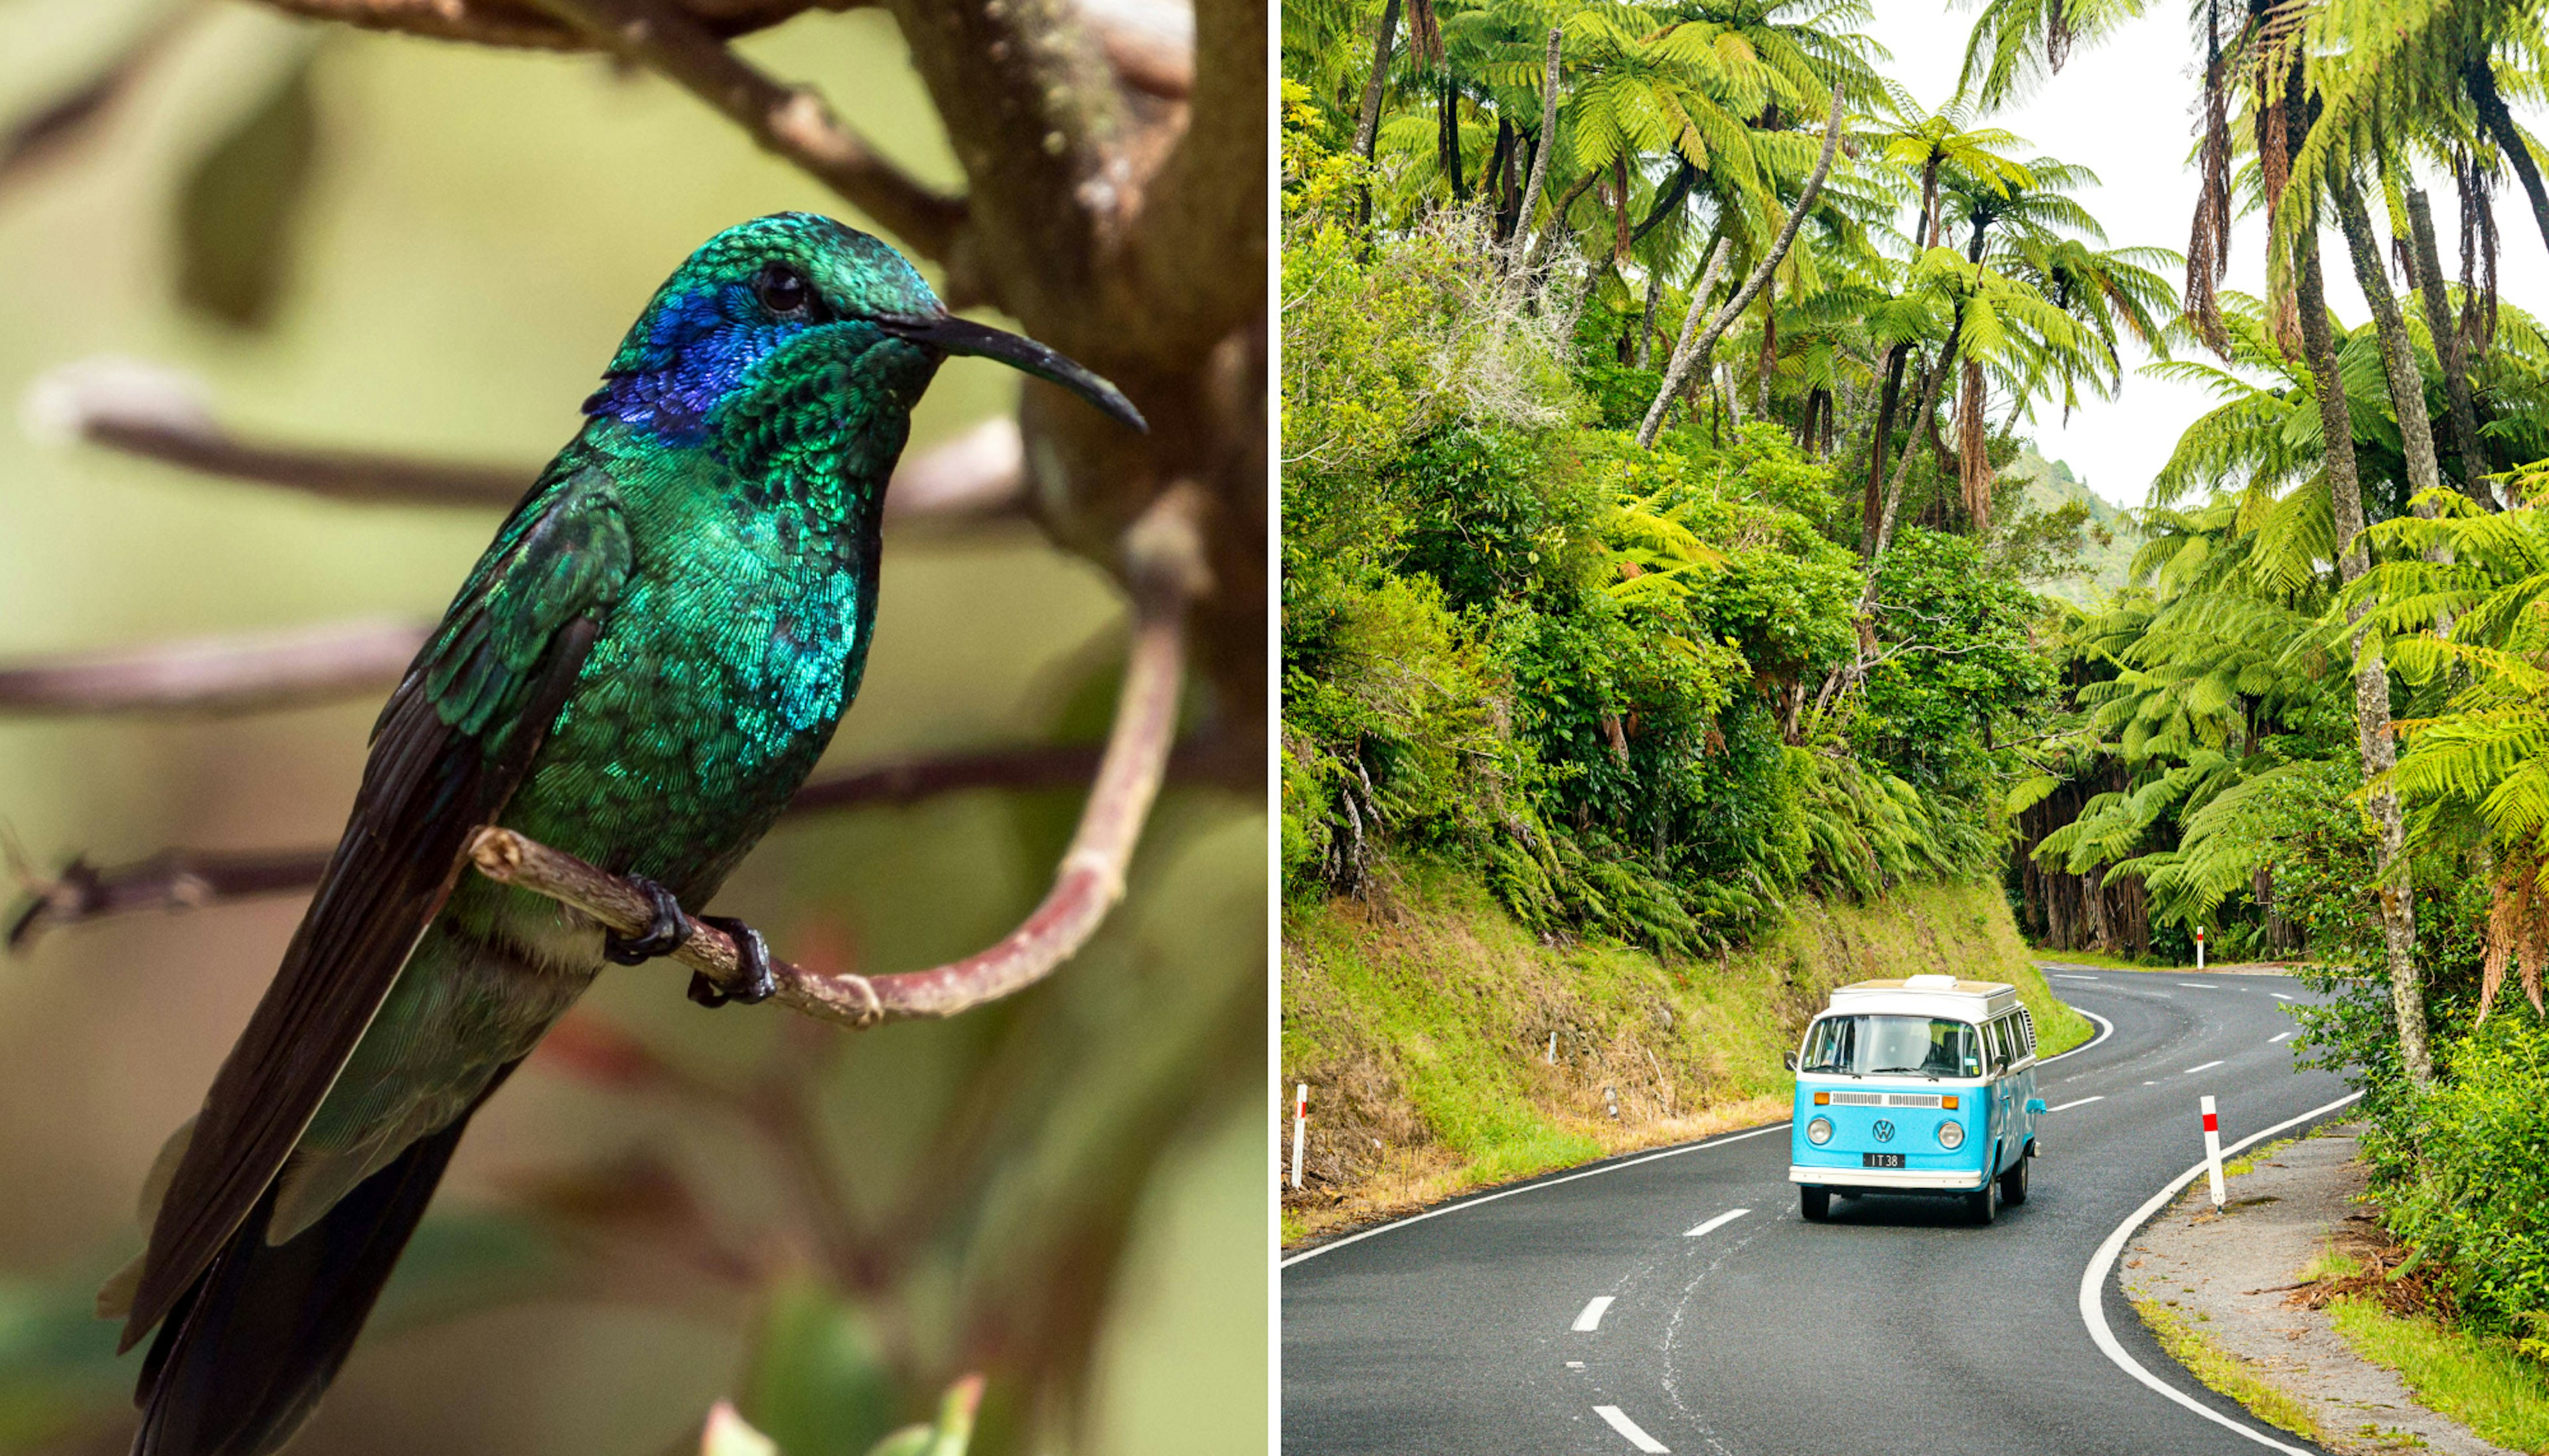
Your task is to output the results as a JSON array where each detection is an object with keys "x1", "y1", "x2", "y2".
[
  {"x1": 1594, "y1": 1405, "x2": 1671, "y2": 1453},
  {"x1": 2051, "y1": 974, "x2": 2098, "y2": 982},
  {"x1": 2184, "y1": 1060, "x2": 2224, "y2": 1074},
  {"x1": 2270, "y1": 1032, "x2": 2291, "y2": 1044},
  {"x1": 2046, "y1": 1096, "x2": 2104, "y2": 1112},
  {"x1": 2271, "y1": 992, "x2": 2295, "y2": 1001},
  {"x1": 2177, "y1": 982, "x2": 2218, "y2": 989},
  {"x1": 1683, "y1": 1207, "x2": 1750, "y2": 1239},
  {"x1": 1572, "y1": 1296, "x2": 1616, "y2": 1333}
]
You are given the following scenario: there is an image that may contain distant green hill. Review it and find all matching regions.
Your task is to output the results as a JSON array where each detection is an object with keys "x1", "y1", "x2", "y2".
[{"x1": 2005, "y1": 445, "x2": 2143, "y2": 605}]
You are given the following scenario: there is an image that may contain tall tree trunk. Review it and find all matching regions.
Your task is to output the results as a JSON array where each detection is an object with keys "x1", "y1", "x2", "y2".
[
  {"x1": 2297, "y1": 233, "x2": 2434, "y2": 1087},
  {"x1": 1509, "y1": 29, "x2": 1561, "y2": 268},
  {"x1": 2335, "y1": 177, "x2": 2448, "y2": 516},
  {"x1": 1488, "y1": 119, "x2": 1517, "y2": 241},
  {"x1": 1636, "y1": 267, "x2": 1661, "y2": 368},
  {"x1": 1438, "y1": 74, "x2": 1468, "y2": 202},
  {"x1": 1863, "y1": 344, "x2": 1908, "y2": 557},
  {"x1": 2407, "y1": 186, "x2": 2497, "y2": 507},
  {"x1": 1350, "y1": 0, "x2": 1405, "y2": 230},
  {"x1": 2466, "y1": 60, "x2": 2549, "y2": 261},
  {"x1": 1636, "y1": 84, "x2": 1843, "y2": 447}
]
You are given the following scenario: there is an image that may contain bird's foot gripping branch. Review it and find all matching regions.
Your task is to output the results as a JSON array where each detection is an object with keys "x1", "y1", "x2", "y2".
[{"x1": 462, "y1": 482, "x2": 1209, "y2": 1028}]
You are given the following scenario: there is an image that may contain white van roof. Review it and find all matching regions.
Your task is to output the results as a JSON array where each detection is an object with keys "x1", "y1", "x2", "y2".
[{"x1": 1822, "y1": 975, "x2": 2021, "y2": 1020}]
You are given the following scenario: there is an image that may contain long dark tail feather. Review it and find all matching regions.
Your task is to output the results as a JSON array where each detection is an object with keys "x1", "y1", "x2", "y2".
[{"x1": 131, "y1": 1068, "x2": 516, "y2": 1456}]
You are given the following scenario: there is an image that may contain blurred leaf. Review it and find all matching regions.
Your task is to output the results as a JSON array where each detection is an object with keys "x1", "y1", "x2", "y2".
[
  {"x1": 702, "y1": 1400, "x2": 780, "y2": 1456},
  {"x1": 742, "y1": 1277, "x2": 897, "y2": 1456},
  {"x1": 0, "y1": 1272, "x2": 125, "y2": 1452},
  {"x1": 864, "y1": 1374, "x2": 982, "y2": 1456},
  {"x1": 174, "y1": 48, "x2": 317, "y2": 328}
]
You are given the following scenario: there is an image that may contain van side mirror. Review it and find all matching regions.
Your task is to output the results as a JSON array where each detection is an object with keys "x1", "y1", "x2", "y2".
[
  {"x1": 2027, "y1": 1098, "x2": 2048, "y2": 1114},
  {"x1": 1783, "y1": 1051, "x2": 1798, "y2": 1071}
]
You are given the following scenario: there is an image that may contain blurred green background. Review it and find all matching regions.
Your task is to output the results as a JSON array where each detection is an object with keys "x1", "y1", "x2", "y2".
[{"x1": 0, "y1": 2, "x2": 1265, "y2": 1451}]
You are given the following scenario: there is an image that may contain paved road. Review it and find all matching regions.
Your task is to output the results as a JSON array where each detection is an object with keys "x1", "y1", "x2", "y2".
[{"x1": 1282, "y1": 968, "x2": 2354, "y2": 1455}]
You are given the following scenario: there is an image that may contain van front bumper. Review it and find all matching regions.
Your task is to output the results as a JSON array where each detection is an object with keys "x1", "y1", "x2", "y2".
[{"x1": 1790, "y1": 1163, "x2": 1988, "y2": 1191}]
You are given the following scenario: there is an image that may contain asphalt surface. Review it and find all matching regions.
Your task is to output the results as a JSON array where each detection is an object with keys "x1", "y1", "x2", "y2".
[{"x1": 1281, "y1": 967, "x2": 2355, "y2": 1455}]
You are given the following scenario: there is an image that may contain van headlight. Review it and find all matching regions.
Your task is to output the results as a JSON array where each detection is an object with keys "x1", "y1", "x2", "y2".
[
  {"x1": 1807, "y1": 1117, "x2": 1833, "y2": 1145},
  {"x1": 1936, "y1": 1120, "x2": 1964, "y2": 1149}
]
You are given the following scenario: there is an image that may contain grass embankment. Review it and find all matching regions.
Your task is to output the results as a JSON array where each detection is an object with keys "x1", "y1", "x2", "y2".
[
  {"x1": 2303, "y1": 1250, "x2": 2549, "y2": 1452},
  {"x1": 1281, "y1": 861, "x2": 2089, "y2": 1244},
  {"x1": 2130, "y1": 1298, "x2": 2328, "y2": 1446}
]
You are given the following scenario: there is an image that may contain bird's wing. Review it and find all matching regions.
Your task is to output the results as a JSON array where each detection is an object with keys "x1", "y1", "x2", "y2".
[{"x1": 119, "y1": 462, "x2": 633, "y2": 1351}]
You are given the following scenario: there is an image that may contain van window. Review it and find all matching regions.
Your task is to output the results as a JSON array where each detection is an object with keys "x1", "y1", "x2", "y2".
[
  {"x1": 1983, "y1": 1019, "x2": 2006, "y2": 1072},
  {"x1": 1799, "y1": 1015, "x2": 1979, "y2": 1078}
]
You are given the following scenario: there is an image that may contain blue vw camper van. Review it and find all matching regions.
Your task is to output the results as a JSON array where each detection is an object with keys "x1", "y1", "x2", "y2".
[{"x1": 1784, "y1": 975, "x2": 2048, "y2": 1224}]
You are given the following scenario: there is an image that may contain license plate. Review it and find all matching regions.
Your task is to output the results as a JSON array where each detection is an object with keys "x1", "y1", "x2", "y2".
[{"x1": 1863, "y1": 1153, "x2": 1906, "y2": 1169}]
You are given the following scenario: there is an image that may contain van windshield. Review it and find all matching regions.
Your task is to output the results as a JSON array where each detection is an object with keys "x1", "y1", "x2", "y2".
[{"x1": 1798, "y1": 1015, "x2": 1979, "y2": 1079}]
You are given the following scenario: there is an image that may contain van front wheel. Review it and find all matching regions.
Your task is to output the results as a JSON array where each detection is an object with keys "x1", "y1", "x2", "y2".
[
  {"x1": 2001, "y1": 1148, "x2": 2031, "y2": 1206},
  {"x1": 1966, "y1": 1173, "x2": 1998, "y2": 1225},
  {"x1": 1800, "y1": 1187, "x2": 1830, "y2": 1222}
]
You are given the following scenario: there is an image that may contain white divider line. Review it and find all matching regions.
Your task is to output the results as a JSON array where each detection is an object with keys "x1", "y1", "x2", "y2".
[
  {"x1": 2052, "y1": 974, "x2": 2100, "y2": 982},
  {"x1": 1571, "y1": 1295, "x2": 1616, "y2": 1332},
  {"x1": 2183, "y1": 1060, "x2": 2224, "y2": 1074},
  {"x1": 2047, "y1": 1095, "x2": 2104, "y2": 1112},
  {"x1": 1279, "y1": 1123, "x2": 1788, "y2": 1268},
  {"x1": 2078, "y1": 1089, "x2": 2361, "y2": 1454},
  {"x1": 2271, "y1": 993, "x2": 2295, "y2": 1002},
  {"x1": 1683, "y1": 1207, "x2": 1749, "y2": 1239},
  {"x1": 2270, "y1": 1032, "x2": 2291, "y2": 1045},
  {"x1": 1594, "y1": 1405, "x2": 1671, "y2": 1453},
  {"x1": 2177, "y1": 982, "x2": 2219, "y2": 989}
]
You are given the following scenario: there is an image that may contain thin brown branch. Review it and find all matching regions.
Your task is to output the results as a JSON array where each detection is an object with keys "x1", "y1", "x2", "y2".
[
  {"x1": 255, "y1": 0, "x2": 863, "y2": 52},
  {"x1": 466, "y1": 483, "x2": 1209, "y2": 1025},
  {"x1": 528, "y1": 0, "x2": 968, "y2": 275},
  {"x1": 27, "y1": 357, "x2": 1025, "y2": 519},
  {"x1": 3, "y1": 725, "x2": 1243, "y2": 950},
  {"x1": 0, "y1": 17, "x2": 181, "y2": 194},
  {"x1": 0, "y1": 619, "x2": 430, "y2": 717}
]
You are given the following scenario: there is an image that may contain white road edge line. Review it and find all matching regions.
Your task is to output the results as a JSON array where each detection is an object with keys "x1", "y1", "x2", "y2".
[
  {"x1": 1572, "y1": 1295, "x2": 1616, "y2": 1332},
  {"x1": 2046, "y1": 1096, "x2": 2104, "y2": 1112},
  {"x1": 2052, "y1": 974, "x2": 2099, "y2": 981},
  {"x1": 1278, "y1": 1123, "x2": 1789, "y2": 1268},
  {"x1": 2183, "y1": 1060, "x2": 2224, "y2": 1074},
  {"x1": 2270, "y1": 1033, "x2": 2291, "y2": 1045},
  {"x1": 1684, "y1": 1207, "x2": 1750, "y2": 1239},
  {"x1": 1594, "y1": 1405, "x2": 1671, "y2": 1453},
  {"x1": 2041, "y1": 1007, "x2": 2116, "y2": 1064},
  {"x1": 2078, "y1": 1088, "x2": 2362, "y2": 1455}
]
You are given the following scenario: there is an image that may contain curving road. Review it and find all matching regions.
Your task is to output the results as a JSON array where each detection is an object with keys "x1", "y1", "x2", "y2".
[{"x1": 1282, "y1": 968, "x2": 2355, "y2": 1455}]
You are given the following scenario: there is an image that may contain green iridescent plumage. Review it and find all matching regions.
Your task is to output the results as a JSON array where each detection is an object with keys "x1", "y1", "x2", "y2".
[{"x1": 109, "y1": 212, "x2": 1142, "y2": 1456}]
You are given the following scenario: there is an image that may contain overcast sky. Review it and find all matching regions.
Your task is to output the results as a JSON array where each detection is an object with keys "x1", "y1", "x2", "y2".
[{"x1": 1857, "y1": 5, "x2": 2549, "y2": 510}]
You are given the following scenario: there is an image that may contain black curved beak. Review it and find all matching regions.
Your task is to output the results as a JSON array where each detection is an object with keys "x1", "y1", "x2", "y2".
[{"x1": 882, "y1": 315, "x2": 1147, "y2": 433}]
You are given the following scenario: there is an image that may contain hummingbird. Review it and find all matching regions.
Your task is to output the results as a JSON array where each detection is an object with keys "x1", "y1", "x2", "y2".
[{"x1": 99, "y1": 211, "x2": 1145, "y2": 1456}]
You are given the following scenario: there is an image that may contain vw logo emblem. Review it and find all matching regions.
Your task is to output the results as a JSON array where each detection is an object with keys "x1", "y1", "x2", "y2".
[{"x1": 1872, "y1": 1120, "x2": 1895, "y2": 1143}]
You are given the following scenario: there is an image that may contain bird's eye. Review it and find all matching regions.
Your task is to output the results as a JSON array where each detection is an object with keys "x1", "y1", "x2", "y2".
[{"x1": 755, "y1": 265, "x2": 812, "y2": 318}]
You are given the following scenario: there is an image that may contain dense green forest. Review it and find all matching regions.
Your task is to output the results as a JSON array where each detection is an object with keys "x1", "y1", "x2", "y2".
[{"x1": 1283, "y1": 0, "x2": 2549, "y2": 1362}]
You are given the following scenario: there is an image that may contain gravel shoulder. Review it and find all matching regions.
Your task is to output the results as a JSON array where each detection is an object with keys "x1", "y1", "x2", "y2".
[{"x1": 2123, "y1": 1124, "x2": 2515, "y2": 1455}]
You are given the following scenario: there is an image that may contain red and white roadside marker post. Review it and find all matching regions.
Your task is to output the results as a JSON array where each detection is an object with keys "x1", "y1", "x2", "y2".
[
  {"x1": 1290, "y1": 1084, "x2": 1308, "y2": 1191},
  {"x1": 2199, "y1": 1094, "x2": 2226, "y2": 1208},
  {"x1": 2195, "y1": 925, "x2": 2206, "y2": 970}
]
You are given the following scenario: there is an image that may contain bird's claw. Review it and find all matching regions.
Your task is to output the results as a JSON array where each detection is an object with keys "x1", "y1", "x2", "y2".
[
  {"x1": 603, "y1": 876, "x2": 687, "y2": 966},
  {"x1": 690, "y1": 915, "x2": 776, "y2": 1008}
]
